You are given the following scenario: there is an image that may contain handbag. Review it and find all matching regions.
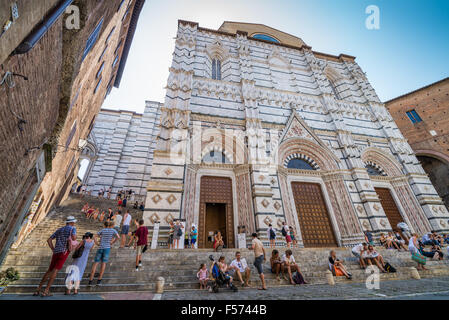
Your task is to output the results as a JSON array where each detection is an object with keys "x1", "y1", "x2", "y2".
[{"x1": 411, "y1": 252, "x2": 427, "y2": 265}]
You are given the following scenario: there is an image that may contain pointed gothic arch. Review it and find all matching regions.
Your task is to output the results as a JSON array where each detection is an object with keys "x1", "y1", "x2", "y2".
[{"x1": 361, "y1": 147, "x2": 403, "y2": 177}]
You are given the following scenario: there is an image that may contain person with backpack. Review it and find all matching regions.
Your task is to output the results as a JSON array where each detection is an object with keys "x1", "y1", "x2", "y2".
[
  {"x1": 281, "y1": 222, "x2": 291, "y2": 249},
  {"x1": 65, "y1": 232, "x2": 95, "y2": 295},
  {"x1": 173, "y1": 220, "x2": 184, "y2": 249},
  {"x1": 267, "y1": 224, "x2": 276, "y2": 248},
  {"x1": 282, "y1": 249, "x2": 307, "y2": 285},
  {"x1": 34, "y1": 216, "x2": 77, "y2": 297}
]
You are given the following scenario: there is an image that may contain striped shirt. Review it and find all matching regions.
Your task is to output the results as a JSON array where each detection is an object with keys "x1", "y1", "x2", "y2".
[
  {"x1": 98, "y1": 228, "x2": 119, "y2": 249},
  {"x1": 50, "y1": 225, "x2": 76, "y2": 254}
]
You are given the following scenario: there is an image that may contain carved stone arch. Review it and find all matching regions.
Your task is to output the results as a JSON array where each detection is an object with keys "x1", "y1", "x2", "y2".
[
  {"x1": 324, "y1": 66, "x2": 347, "y2": 99},
  {"x1": 201, "y1": 145, "x2": 233, "y2": 164},
  {"x1": 284, "y1": 153, "x2": 320, "y2": 170},
  {"x1": 279, "y1": 138, "x2": 340, "y2": 171},
  {"x1": 361, "y1": 147, "x2": 403, "y2": 177}
]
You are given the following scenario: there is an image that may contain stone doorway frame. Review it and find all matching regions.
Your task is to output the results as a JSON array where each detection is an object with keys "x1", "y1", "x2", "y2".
[
  {"x1": 285, "y1": 174, "x2": 342, "y2": 247},
  {"x1": 192, "y1": 167, "x2": 239, "y2": 248}
]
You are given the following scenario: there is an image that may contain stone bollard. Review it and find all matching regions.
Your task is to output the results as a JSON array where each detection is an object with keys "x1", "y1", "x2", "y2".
[
  {"x1": 410, "y1": 267, "x2": 420, "y2": 280},
  {"x1": 155, "y1": 276, "x2": 165, "y2": 293},
  {"x1": 325, "y1": 270, "x2": 335, "y2": 285}
]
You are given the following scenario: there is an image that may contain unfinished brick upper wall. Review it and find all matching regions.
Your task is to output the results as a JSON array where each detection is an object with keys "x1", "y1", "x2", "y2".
[{"x1": 385, "y1": 78, "x2": 449, "y2": 161}]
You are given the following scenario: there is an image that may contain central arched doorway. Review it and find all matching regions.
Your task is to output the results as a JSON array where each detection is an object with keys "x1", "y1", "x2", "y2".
[{"x1": 198, "y1": 176, "x2": 235, "y2": 248}]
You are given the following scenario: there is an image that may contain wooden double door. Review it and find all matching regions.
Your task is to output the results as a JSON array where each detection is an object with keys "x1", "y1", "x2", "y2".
[
  {"x1": 291, "y1": 182, "x2": 338, "y2": 247},
  {"x1": 198, "y1": 176, "x2": 235, "y2": 248},
  {"x1": 374, "y1": 187, "x2": 403, "y2": 232}
]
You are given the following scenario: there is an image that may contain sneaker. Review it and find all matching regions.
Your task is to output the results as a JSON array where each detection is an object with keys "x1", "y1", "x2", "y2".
[
  {"x1": 138, "y1": 262, "x2": 142, "y2": 267},
  {"x1": 88, "y1": 280, "x2": 93, "y2": 286},
  {"x1": 135, "y1": 267, "x2": 139, "y2": 271},
  {"x1": 96, "y1": 279, "x2": 102, "y2": 286}
]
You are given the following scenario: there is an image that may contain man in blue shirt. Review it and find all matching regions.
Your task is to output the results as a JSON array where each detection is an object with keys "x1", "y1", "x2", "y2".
[{"x1": 34, "y1": 216, "x2": 77, "y2": 297}]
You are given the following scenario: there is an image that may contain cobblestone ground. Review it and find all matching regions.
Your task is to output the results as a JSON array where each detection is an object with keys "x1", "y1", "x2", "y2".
[
  {"x1": 1, "y1": 277, "x2": 448, "y2": 300},
  {"x1": 161, "y1": 277, "x2": 449, "y2": 300}
]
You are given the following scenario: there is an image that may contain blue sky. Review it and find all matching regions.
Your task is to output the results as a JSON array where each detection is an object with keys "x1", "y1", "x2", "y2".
[{"x1": 104, "y1": 0, "x2": 449, "y2": 113}]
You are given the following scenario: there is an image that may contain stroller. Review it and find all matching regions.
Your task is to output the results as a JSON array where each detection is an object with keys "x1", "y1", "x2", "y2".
[{"x1": 208, "y1": 255, "x2": 238, "y2": 293}]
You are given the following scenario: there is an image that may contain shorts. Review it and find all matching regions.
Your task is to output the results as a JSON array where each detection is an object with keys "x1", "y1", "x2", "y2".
[
  {"x1": 49, "y1": 252, "x2": 70, "y2": 271},
  {"x1": 285, "y1": 235, "x2": 292, "y2": 243},
  {"x1": 136, "y1": 245, "x2": 145, "y2": 255},
  {"x1": 352, "y1": 251, "x2": 361, "y2": 258},
  {"x1": 168, "y1": 234, "x2": 174, "y2": 244},
  {"x1": 191, "y1": 238, "x2": 197, "y2": 245},
  {"x1": 121, "y1": 225, "x2": 130, "y2": 235},
  {"x1": 94, "y1": 248, "x2": 111, "y2": 263},
  {"x1": 254, "y1": 255, "x2": 264, "y2": 274}
]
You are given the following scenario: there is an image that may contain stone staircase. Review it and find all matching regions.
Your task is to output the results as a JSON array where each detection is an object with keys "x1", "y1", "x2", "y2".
[{"x1": 2, "y1": 195, "x2": 449, "y2": 294}]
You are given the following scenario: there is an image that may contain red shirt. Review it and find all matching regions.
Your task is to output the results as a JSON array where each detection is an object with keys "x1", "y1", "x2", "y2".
[{"x1": 135, "y1": 226, "x2": 148, "y2": 246}]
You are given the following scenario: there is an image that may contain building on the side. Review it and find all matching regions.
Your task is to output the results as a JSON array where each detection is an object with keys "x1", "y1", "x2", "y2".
[
  {"x1": 385, "y1": 77, "x2": 449, "y2": 209},
  {"x1": 0, "y1": 0, "x2": 145, "y2": 261},
  {"x1": 83, "y1": 101, "x2": 162, "y2": 201},
  {"x1": 142, "y1": 20, "x2": 448, "y2": 248}
]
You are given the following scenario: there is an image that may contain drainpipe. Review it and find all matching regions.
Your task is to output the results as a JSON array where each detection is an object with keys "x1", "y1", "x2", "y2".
[{"x1": 13, "y1": 0, "x2": 74, "y2": 55}]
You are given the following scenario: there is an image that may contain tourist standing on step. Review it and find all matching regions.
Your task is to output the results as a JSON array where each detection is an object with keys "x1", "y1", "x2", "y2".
[
  {"x1": 134, "y1": 219, "x2": 148, "y2": 271},
  {"x1": 120, "y1": 210, "x2": 132, "y2": 248},
  {"x1": 281, "y1": 222, "x2": 291, "y2": 249},
  {"x1": 190, "y1": 224, "x2": 198, "y2": 249},
  {"x1": 113, "y1": 210, "x2": 123, "y2": 234},
  {"x1": 173, "y1": 220, "x2": 184, "y2": 249},
  {"x1": 250, "y1": 233, "x2": 267, "y2": 290},
  {"x1": 122, "y1": 196, "x2": 127, "y2": 208},
  {"x1": 66, "y1": 232, "x2": 95, "y2": 295},
  {"x1": 88, "y1": 221, "x2": 120, "y2": 286},
  {"x1": 34, "y1": 216, "x2": 77, "y2": 297},
  {"x1": 107, "y1": 187, "x2": 112, "y2": 199},
  {"x1": 267, "y1": 224, "x2": 276, "y2": 248}
]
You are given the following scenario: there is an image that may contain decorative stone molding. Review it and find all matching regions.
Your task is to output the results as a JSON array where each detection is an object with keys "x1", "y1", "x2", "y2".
[{"x1": 149, "y1": 213, "x2": 160, "y2": 224}]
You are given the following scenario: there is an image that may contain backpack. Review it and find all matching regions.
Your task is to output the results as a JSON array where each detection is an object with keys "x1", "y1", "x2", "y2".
[
  {"x1": 293, "y1": 271, "x2": 306, "y2": 284},
  {"x1": 269, "y1": 228, "x2": 276, "y2": 239},
  {"x1": 384, "y1": 262, "x2": 396, "y2": 273},
  {"x1": 281, "y1": 227, "x2": 287, "y2": 237},
  {"x1": 177, "y1": 227, "x2": 183, "y2": 237}
]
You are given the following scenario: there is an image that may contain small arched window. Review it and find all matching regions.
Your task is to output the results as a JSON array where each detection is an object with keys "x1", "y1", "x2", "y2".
[
  {"x1": 366, "y1": 164, "x2": 383, "y2": 176},
  {"x1": 211, "y1": 58, "x2": 221, "y2": 80},
  {"x1": 287, "y1": 158, "x2": 315, "y2": 170}
]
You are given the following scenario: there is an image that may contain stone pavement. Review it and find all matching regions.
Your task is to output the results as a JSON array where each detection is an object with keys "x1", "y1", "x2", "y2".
[
  {"x1": 161, "y1": 276, "x2": 449, "y2": 300},
  {"x1": 0, "y1": 291, "x2": 155, "y2": 300}
]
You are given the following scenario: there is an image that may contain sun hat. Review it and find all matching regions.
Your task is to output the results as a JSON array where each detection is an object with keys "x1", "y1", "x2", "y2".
[{"x1": 66, "y1": 216, "x2": 77, "y2": 223}]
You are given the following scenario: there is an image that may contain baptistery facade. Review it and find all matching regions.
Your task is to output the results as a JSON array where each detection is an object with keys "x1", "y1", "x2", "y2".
[{"x1": 143, "y1": 20, "x2": 449, "y2": 247}]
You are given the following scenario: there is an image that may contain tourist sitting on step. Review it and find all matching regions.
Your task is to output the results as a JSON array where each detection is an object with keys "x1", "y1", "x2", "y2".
[
  {"x1": 432, "y1": 231, "x2": 445, "y2": 246},
  {"x1": 419, "y1": 242, "x2": 444, "y2": 260},
  {"x1": 98, "y1": 210, "x2": 105, "y2": 222},
  {"x1": 362, "y1": 245, "x2": 387, "y2": 273},
  {"x1": 197, "y1": 263, "x2": 209, "y2": 290},
  {"x1": 393, "y1": 230, "x2": 408, "y2": 251},
  {"x1": 92, "y1": 208, "x2": 100, "y2": 221},
  {"x1": 351, "y1": 243, "x2": 368, "y2": 269},
  {"x1": 81, "y1": 203, "x2": 89, "y2": 215},
  {"x1": 443, "y1": 234, "x2": 449, "y2": 244},
  {"x1": 229, "y1": 251, "x2": 251, "y2": 287},
  {"x1": 270, "y1": 249, "x2": 283, "y2": 281},
  {"x1": 218, "y1": 256, "x2": 233, "y2": 282},
  {"x1": 328, "y1": 250, "x2": 352, "y2": 280},
  {"x1": 422, "y1": 232, "x2": 439, "y2": 246},
  {"x1": 85, "y1": 206, "x2": 95, "y2": 219},
  {"x1": 386, "y1": 232, "x2": 402, "y2": 251},
  {"x1": 282, "y1": 249, "x2": 308, "y2": 285}
]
